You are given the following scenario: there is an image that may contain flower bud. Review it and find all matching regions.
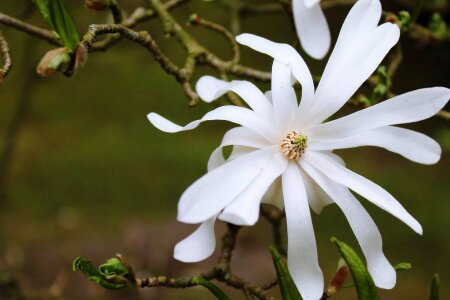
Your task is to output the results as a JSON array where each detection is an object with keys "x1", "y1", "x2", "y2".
[
  {"x1": 85, "y1": 0, "x2": 111, "y2": 11},
  {"x1": 36, "y1": 47, "x2": 71, "y2": 77}
]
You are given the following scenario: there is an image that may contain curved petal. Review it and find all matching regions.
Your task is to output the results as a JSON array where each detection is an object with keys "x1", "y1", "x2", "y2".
[
  {"x1": 303, "y1": 151, "x2": 422, "y2": 234},
  {"x1": 261, "y1": 177, "x2": 284, "y2": 209},
  {"x1": 196, "y1": 76, "x2": 273, "y2": 118},
  {"x1": 148, "y1": 105, "x2": 278, "y2": 141},
  {"x1": 305, "y1": 22, "x2": 400, "y2": 125},
  {"x1": 282, "y1": 162, "x2": 324, "y2": 300},
  {"x1": 219, "y1": 152, "x2": 288, "y2": 226},
  {"x1": 311, "y1": 87, "x2": 450, "y2": 139},
  {"x1": 271, "y1": 61, "x2": 299, "y2": 129},
  {"x1": 293, "y1": 0, "x2": 330, "y2": 60},
  {"x1": 236, "y1": 33, "x2": 315, "y2": 106},
  {"x1": 178, "y1": 146, "x2": 278, "y2": 224},
  {"x1": 299, "y1": 160, "x2": 396, "y2": 289},
  {"x1": 310, "y1": 126, "x2": 442, "y2": 165},
  {"x1": 174, "y1": 216, "x2": 217, "y2": 262},
  {"x1": 207, "y1": 126, "x2": 272, "y2": 171},
  {"x1": 301, "y1": 169, "x2": 333, "y2": 214},
  {"x1": 304, "y1": 0, "x2": 320, "y2": 8}
]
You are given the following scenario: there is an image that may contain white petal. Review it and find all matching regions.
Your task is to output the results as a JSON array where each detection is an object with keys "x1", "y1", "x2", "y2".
[
  {"x1": 311, "y1": 87, "x2": 450, "y2": 139},
  {"x1": 301, "y1": 169, "x2": 333, "y2": 214},
  {"x1": 293, "y1": 0, "x2": 330, "y2": 60},
  {"x1": 299, "y1": 160, "x2": 396, "y2": 289},
  {"x1": 271, "y1": 61, "x2": 299, "y2": 128},
  {"x1": 174, "y1": 216, "x2": 217, "y2": 262},
  {"x1": 178, "y1": 146, "x2": 278, "y2": 223},
  {"x1": 196, "y1": 76, "x2": 273, "y2": 118},
  {"x1": 228, "y1": 146, "x2": 256, "y2": 160},
  {"x1": 303, "y1": 151, "x2": 422, "y2": 234},
  {"x1": 304, "y1": 0, "x2": 320, "y2": 8},
  {"x1": 305, "y1": 22, "x2": 400, "y2": 124},
  {"x1": 261, "y1": 177, "x2": 284, "y2": 210},
  {"x1": 310, "y1": 126, "x2": 442, "y2": 165},
  {"x1": 282, "y1": 162, "x2": 324, "y2": 300},
  {"x1": 148, "y1": 105, "x2": 278, "y2": 141},
  {"x1": 207, "y1": 126, "x2": 271, "y2": 171},
  {"x1": 219, "y1": 152, "x2": 288, "y2": 226},
  {"x1": 236, "y1": 33, "x2": 315, "y2": 106}
]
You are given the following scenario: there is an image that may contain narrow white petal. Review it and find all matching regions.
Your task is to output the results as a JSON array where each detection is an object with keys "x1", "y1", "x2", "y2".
[
  {"x1": 305, "y1": 22, "x2": 400, "y2": 124},
  {"x1": 219, "y1": 152, "x2": 288, "y2": 226},
  {"x1": 148, "y1": 105, "x2": 278, "y2": 141},
  {"x1": 301, "y1": 169, "x2": 333, "y2": 214},
  {"x1": 311, "y1": 87, "x2": 450, "y2": 139},
  {"x1": 271, "y1": 61, "x2": 299, "y2": 128},
  {"x1": 174, "y1": 217, "x2": 217, "y2": 262},
  {"x1": 282, "y1": 162, "x2": 324, "y2": 300},
  {"x1": 310, "y1": 126, "x2": 442, "y2": 165},
  {"x1": 236, "y1": 33, "x2": 315, "y2": 105},
  {"x1": 261, "y1": 178, "x2": 284, "y2": 210},
  {"x1": 303, "y1": 151, "x2": 422, "y2": 234},
  {"x1": 304, "y1": 0, "x2": 320, "y2": 8},
  {"x1": 178, "y1": 146, "x2": 278, "y2": 223},
  {"x1": 293, "y1": 0, "x2": 330, "y2": 60},
  {"x1": 207, "y1": 126, "x2": 271, "y2": 171},
  {"x1": 196, "y1": 76, "x2": 273, "y2": 118},
  {"x1": 299, "y1": 160, "x2": 396, "y2": 289}
]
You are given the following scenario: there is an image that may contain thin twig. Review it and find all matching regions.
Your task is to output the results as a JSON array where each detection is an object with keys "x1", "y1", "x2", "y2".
[{"x1": 0, "y1": 30, "x2": 12, "y2": 81}]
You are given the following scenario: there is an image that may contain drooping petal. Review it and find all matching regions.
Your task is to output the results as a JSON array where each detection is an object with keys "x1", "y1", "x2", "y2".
[
  {"x1": 310, "y1": 126, "x2": 442, "y2": 165},
  {"x1": 207, "y1": 126, "x2": 271, "y2": 171},
  {"x1": 302, "y1": 151, "x2": 422, "y2": 234},
  {"x1": 174, "y1": 216, "x2": 217, "y2": 262},
  {"x1": 219, "y1": 152, "x2": 288, "y2": 226},
  {"x1": 148, "y1": 105, "x2": 278, "y2": 141},
  {"x1": 304, "y1": 0, "x2": 320, "y2": 8},
  {"x1": 178, "y1": 146, "x2": 278, "y2": 224},
  {"x1": 271, "y1": 61, "x2": 299, "y2": 129},
  {"x1": 196, "y1": 76, "x2": 273, "y2": 118},
  {"x1": 292, "y1": 0, "x2": 330, "y2": 60},
  {"x1": 301, "y1": 169, "x2": 333, "y2": 214},
  {"x1": 300, "y1": 0, "x2": 401, "y2": 125},
  {"x1": 282, "y1": 162, "x2": 324, "y2": 300},
  {"x1": 261, "y1": 178, "x2": 284, "y2": 210},
  {"x1": 311, "y1": 87, "x2": 450, "y2": 139},
  {"x1": 236, "y1": 33, "x2": 315, "y2": 106},
  {"x1": 299, "y1": 160, "x2": 396, "y2": 289}
]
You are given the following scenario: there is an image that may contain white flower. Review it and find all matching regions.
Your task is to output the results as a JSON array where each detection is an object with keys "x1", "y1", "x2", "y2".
[
  {"x1": 147, "y1": 0, "x2": 450, "y2": 299},
  {"x1": 293, "y1": 0, "x2": 330, "y2": 59}
]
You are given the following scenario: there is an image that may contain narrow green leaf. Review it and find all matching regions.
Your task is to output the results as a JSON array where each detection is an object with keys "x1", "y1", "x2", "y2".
[
  {"x1": 36, "y1": 0, "x2": 79, "y2": 51},
  {"x1": 429, "y1": 273, "x2": 440, "y2": 300},
  {"x1": 191, "y1": 277, "x2": 229, "y2": 300},
  {"x1": 393, "y1": 262, "x2": 412, "y2": 272},
  {"x1": 331, "y1": 237, "x2": 379, "y2": 300},
  {"x1": 269, "y1": 246, "x2": 302, "y2": 300}
]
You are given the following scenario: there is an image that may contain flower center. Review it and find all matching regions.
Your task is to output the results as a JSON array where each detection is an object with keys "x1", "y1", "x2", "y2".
[{"x1": 280, "y1": 131, "x2": 308, "y2": 160}]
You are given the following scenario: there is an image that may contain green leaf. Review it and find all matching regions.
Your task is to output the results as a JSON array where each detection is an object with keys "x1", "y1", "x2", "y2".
[
  {"x1": 73, "y1": 256, "x2": 135, "y2": 290},
  {"x1": 269, "y1": 246, "x2": 302, "y2": 300},
  {"x1": 36, "y1": 0, "x2": 80, "y2": 51},
  {"x1": 393, "y1": 262, "x2": 412, "y2": 272},
  {"x1": 429, "y1": 273, "x2": 440, "y2": 300},
  {"x1": 331, "y1": 237, "x2": 380, "y2": 300},
  {"x1": 191, "y1": 277, "x2": 229, "y2": 300}
]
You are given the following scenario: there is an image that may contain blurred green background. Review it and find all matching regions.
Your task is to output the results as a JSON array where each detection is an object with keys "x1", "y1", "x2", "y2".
[{"x1": 0, "y1": 0, "x2": 449, "y2": 299}]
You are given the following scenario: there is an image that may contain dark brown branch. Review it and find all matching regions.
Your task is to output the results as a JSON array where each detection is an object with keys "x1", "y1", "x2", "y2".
[
  {"x1": 0, "y1": 12, "x2": 62, "y2": 46},
  {"x1": 137, "y1": 276, "x2": 197, "y2": 288}
]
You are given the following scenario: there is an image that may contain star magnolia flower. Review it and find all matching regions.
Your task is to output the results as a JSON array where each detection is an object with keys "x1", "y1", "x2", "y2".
[
  {"x1": 293, "y1": 0, "x2": 330, "y2": 59},
  {"x1": 147, "y1": 0, "x2": 450, "y2": 299}
]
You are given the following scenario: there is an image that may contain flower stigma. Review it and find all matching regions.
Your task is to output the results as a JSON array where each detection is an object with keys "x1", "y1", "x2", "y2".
[{"x1": 280, "y1": 131, "x2": 308, "y2": 160}]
